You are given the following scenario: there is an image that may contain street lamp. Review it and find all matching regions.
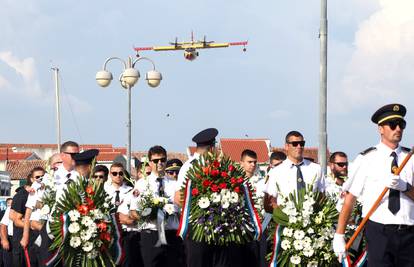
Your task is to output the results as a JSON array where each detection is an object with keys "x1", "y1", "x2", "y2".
[{"x1": 96, "y1": 56, "x2": 162, "y2": 174}]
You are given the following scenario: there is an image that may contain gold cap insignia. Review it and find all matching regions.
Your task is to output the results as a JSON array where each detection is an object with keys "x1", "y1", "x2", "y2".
[{"x1": 393, "y1": 105, "x2": 399, "y2": 112}]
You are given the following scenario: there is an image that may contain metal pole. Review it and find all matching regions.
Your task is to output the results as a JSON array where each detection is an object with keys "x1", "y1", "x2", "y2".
[
  {"x1": 127, "y1": 84, "x2": 132, "y2": 174},
  {"x1": 52, "y1": 67, "x2": 62, "y2": 152},
  {"x1": 319, "y1": 0, "x2": 328, "y2": 176}
]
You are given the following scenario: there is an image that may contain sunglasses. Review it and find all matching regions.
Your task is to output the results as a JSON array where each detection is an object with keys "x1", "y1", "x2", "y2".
[
  {"x1": 383, "y1": 120, "x2": 406, "y2": 130},
  {"x1": 145, "y1": 171, "x2": 152, "y2": 175},
  {"x1": 334, "y1": 162, "x2": 348, "y2": 168},
  {"x1": 151, "y1": 158, "x2": 167, "y2": 164},
  {"x1": 167, "y1": 170, "x2": 179, "y2": 175},
  {"x1": 93, "y1": 175, "x2": 105, "y2": 179},
  {"x1": 34, "y1": 175, "x2": 44, "y2": 179},
  {"x1": 287, "y1": 141, "x2": 306, "y2": 147},
  {"x1": 111, "y1": 171, "x2": 124, "y2": 177}
]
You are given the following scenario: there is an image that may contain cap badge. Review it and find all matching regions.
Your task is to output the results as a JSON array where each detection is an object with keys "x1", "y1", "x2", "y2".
[{"x1": 393, "y1": 105, "x2": 399, "y2": 112}]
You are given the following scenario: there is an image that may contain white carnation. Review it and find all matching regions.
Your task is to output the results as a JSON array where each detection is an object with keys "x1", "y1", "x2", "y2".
[
  {"x1": 81, "y1": 216, "x2": 94, "y2": 227},
  {"x1": 307, "y1": 228, "x2": 314, "y2": 234},
  {"x1": 68, "y1": 210, "x2": 80, "y2": 222},
  {"x1": 163, "y1": 204, "x2": 175, "y2": 215},
  {"x1": 229, "y1": 192, "x2": 238, "y2": 203},
  {"x1": 293, "y1": 240, "x2": 303, "y2": 250},
  {"x1": 87, "y1": 250, "x2": 98, "y2": 259},
  {"x1": 198, "y1": 197, "x2": 210, "y2": 209},
  {"x1": 290, "y1": 255, "x2": 301, "y2": 265},
  {"x1": 211, "y1": 193, "x2": 221, "y2": 203},
  {"x1": 293, "y1": 230, "x2": 305, "y2": 240},
  {"x1": 289, "y1": 216, "x2": 298, "y2": 224},
  {"x1": 82, "y1": 241, "x2": 93, "y2": 252},
  {"x1": 307, "y1": 261, "x2": 318, "y2": 267},
  {"x1": 80, "y1": 230, "x2": 92, "y2": 241},
  {"x1": 282, "y1": 228, "x2": 293, "y2": 237},
  {"x1": 70, "y1": 236, "x2": 81, "y2": 248},
  {"x1": 281, "y1": 239, "x2": 291, "y2": 250},
  {"x1": 221, "y1": 200, "x2": 230, "y2": 209},
  {"x1": 303, "y1": 248, "x2": 314, "y2": 257},
  {"x1": 68, "y1": 222, "x2": 80, "y2": 234}
]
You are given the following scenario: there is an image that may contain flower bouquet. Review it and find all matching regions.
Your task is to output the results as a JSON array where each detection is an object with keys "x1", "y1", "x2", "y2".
[
  {"x1": 48, "y1": 177, "x2": 123, "y2": 267},
  {"x1": 38, "y1": 167, "x2": 57, "y2": 221},
  {"x1": 134, "y1": 181, "x2": 177, "y2": 225},
  {"x1": 269, "y1": 184, "x2": 339, "y2": 267},
  {"x1": 177, "y1": 152, "x2": 262, "y2": 245}
]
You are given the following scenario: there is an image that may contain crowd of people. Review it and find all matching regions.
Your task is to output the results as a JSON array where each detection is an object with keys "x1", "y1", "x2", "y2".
[{"x1": 0, "y1": 102, "x2": 413, "y2": 267}]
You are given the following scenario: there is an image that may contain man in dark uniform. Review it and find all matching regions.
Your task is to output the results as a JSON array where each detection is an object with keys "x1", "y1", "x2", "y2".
[
  {"x1": 72, "y1": 149, "x2": 100, "y2": 178},
  {"x1": 334, "y1": 103, "x2": 414, "y2": 266},
  {"x1": 174, "y1": 128, "x2": 244, "y2": 267}
]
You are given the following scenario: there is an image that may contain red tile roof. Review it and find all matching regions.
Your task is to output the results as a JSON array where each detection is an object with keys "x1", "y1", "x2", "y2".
[
  {"x1": 0, "y1": 152, "x2": 34, "y2": 161},
  {"x1": 220, "y1": 138, "x2": 270, "y2": 163},
  {"x1": 6, "y1": 160, "x2": 47, "y2": 180},
  {"x1": 96, "y1": 152, "x2": 122, "y2": 162}
]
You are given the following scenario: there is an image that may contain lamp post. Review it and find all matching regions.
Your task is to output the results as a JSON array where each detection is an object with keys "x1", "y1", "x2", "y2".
[{"x1": 96, "y1": 56, "x2": 162, "y2": 174}]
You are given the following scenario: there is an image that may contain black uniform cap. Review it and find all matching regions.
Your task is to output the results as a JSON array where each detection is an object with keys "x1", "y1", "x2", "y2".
[
  {"x1": 165, "y1": 159, "x2": 183, "y2": 171},
  {"x1": 371, "y1": 103, "x2": 406, "y2": 124},
  {"x1": 73, "y1": 149, "x2": 99, "y2": 165},
  {"x1": 192, "y1": 128, "x2": 218, "y2": 147}
]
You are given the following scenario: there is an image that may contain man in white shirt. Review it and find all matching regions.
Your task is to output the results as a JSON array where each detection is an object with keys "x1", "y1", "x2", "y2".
[
  {"x1": 1, "y1": 198, "x2": 13, "y2": 266},
  {"x1": 131, "y1": 145, "x2": 183, "y2": 267},
  {"x1": 264, "y1": 130, "x2": 323, "y2": 213},
  {"x1": 325, "y1": 151, "x2": 349, "y2": 211},
  {"x1": 334, "y1": 104, "x2": 414, "y2": 266},
  {"x1": 104, "y1": 162, "x2": 132, "y2": 209}
]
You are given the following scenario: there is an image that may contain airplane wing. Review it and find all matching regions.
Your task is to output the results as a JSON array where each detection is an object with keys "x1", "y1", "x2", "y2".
[{"x1": 134, "y1": 45, "x2": 185, "y2": 52}]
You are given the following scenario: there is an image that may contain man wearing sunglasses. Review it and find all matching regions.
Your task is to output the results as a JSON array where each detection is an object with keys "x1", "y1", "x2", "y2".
[
  {"x1": 334, "y1": 103, "x2": 414, "y2": 266},
  {"x1": 165, "y1": 159, "x2": 183, "y2": 181},
  {"x1": 131, "y1": 145, "x2": 184, "y2": 267},
  {"x1": 105, "y1": 162, "x2": 132, "y2": 208},
  {"x1": 55, "y1": 141, "x2": 80, "y2": 188},
  {"x1": 263, "y1": 131, "x2": 323, "y2": 213}
]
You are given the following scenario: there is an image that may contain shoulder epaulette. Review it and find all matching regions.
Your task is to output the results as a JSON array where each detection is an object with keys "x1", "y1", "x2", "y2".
[
  {"x1": 401, "y1": 146, "x2": 411, "y2": 152},
  {"x1": 360, "y1": 147, "x2": 377, "y2": 155}
]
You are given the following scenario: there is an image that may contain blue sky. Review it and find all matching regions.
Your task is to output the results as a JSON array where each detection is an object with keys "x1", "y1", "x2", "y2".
[{"x1": 1, "y1": 0, "x2": 413, "y2": 159}]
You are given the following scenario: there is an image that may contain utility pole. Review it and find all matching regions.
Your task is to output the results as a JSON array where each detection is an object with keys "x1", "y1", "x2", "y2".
[
  {"x1": 52, "y1": 67, "x2": 62, "y2": 152},
  {"x1": 319, "y1": 0, "x2": 328, "y2": 176}
]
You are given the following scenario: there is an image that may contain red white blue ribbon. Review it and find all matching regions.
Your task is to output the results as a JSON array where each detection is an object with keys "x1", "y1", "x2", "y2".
[
  {"x1": 177, "y1": 179, "x2": 192, "y2": 239},
  {"x1": 45, "y1": 213, "x2": 69, "y2": 266},
  {"x1": 342, "y1": 249, "x2": 368, "y2": 267},
  {"x1": 111, "y1": 213, "x2": 125, "y2": 265},
  {"x1": 242, "y1": 184, "x2": 262, "y2": 240},
  {"x1": 268, "y1": 224, "x2": 282, "y2": 267}
]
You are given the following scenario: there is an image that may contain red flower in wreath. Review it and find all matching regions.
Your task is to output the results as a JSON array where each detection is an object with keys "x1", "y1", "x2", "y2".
[
  {"x1": 228, "y1": 165, "x2": 235, "y2": 172},
  {"x1": 219, "y1": 183, "x2": 227, "y2": 189},
  {"x1": 230, "y1": 177, "x2": 237, "y2": 184},
  {"x1": 202, "y1": 167, "x2": 210, "y2": 175},
  {"x1": 77, "y1": 204, "x2": 89, "y2": 216},
  {"x1": 192, "y1": 188, "x2": 199, "y2": 196},
  {"x1": 237, "y1": 177, "x2": 244, "y2": 184},
  {"x1": 85, "y1": 186, "x2": 94, "y2": 195},
  {"x1": 211, "y1": 184, "x2": 219, "y2": 192},
  {"x1": 85, "y1": 197, "x2": 95, "y2": 210},
  {"x1": 97, "y1": 221, "x2": 107, "y2": 232},
  {"x1": 234, "y1": 186, "x2": 240, "y2": 193},
  {"x1": 213, "y1": 160, "x2": 220, "y2": 168},
  {"x1": 99, "y1": 232, "x2": 111, "y2": 242},
  {"x1": 202, "y1": 180, "x2": 212, "y2": 187},
  {"x1": 221, "y1": 171, "x2": 228, "y2": 178},
  {"x1": 210, "y1": 169, "x2": 219, "y2": 177}
]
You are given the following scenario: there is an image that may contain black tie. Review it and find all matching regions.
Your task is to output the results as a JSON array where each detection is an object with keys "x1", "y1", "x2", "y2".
[
  {"x1": 157, "y1": 178, "x2": 164, "y2": 197},
  {"x1": 388, "y1": 152, "x2": 400, "y2": 214},
  {"x1": 294, "y1": 164, "x2": 306, "y2": 191},
  {"x1": 115, "y1": 190, "x2": 120, "y2": 206},
  {"x1": 65, "y1": 173, "x2": 73, "y2": 185}
]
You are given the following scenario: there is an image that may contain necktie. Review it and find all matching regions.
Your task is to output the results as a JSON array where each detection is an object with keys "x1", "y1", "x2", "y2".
[
  {"x1": 65, "y1": 173, "x2": 73, "y2": 185},
  {"x1": 294, "y1": 164, "x2": 306, "y2": 191},
  {"x1": 388, "y1": 152, "x2": 400, "y2": 214},
  {"x1": 115, "y1": 190, "x2": 120, "y2": 206},
  {"x1": 157, "y1": 178, "x2": 164, "y2": 197}
]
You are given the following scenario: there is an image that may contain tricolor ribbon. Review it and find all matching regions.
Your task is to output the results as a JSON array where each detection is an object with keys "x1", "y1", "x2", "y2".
[
  {"x1": 110, "y1": 213, "x2": 125, "y2": 265},
  {"x1": 45, "y1": 213, "x2": 70, "y2": 267},
  {"x1": 177, "y1": 179, "x2": 192, "y2": 239},
  {"x1": 242, "y1": 184, "x2": 262, "y2": 240},
  {"x1": 342, "y1": 250, "x2": 368, "y2": 267},
  {"x1": 268, "y1": 224, "x2": 282, "y2": 267}
]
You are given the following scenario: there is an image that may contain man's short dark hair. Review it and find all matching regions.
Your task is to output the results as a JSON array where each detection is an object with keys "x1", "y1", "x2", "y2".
[
  {"x1": 110, "y1": 162, "x2": 125, "y2": 170},
  {"x1": 329, "y1": 151, "x2": 348, "y2": 163},
  {"x1": 93, "y1": 165, "x2": 109, "y2": 177},
  {"x1": 241, "y1": 149, "x2": 257, "y2": 160},
  {"x1": 148, "y1": 146, "x2": 167, "y2": 160},
  {"x1": 270, "y1": 151, "x2": 287, "y2": 162},
  {"x1": 285, "y1": 131, "x2": 304, "y2": 143},
  {"x1": 6, "y1": 198, "x2": 12, "y2": 202},
  {"x1": 61, "y1": 141, "x2": 79, "y2": 152}
]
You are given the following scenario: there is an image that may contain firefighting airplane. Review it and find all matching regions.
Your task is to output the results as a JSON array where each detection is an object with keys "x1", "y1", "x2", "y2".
[{"x1": 134, "y1": 33, "x2": 248, "y2": 61}]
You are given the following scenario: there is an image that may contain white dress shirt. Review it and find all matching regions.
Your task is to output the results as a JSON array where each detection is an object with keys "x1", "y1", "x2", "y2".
[
  {"x1": 54, "y1": 166, "x2": 79, "y2": 201},
  {"x1": 175, "y1": 153, "x2": 200, "y2": 192},
  {"x1": 104, "y1": 183, "x2": 132, "y2": 207},
  {"x1": 0, "y1": 207, "x2": 13, "y2": 236},
  {"x1": 264, "y1": 158, "x2": 323, "y2": 203},
  {"x1": 132, "y1": 173, "x2": 179, "y2": 230},
  {"x1": 117, "y1": 191, "x2": 140, "y2": 232},
  {"x1": 348, "y1": 142, "x2": 414, "y2": 225}
]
